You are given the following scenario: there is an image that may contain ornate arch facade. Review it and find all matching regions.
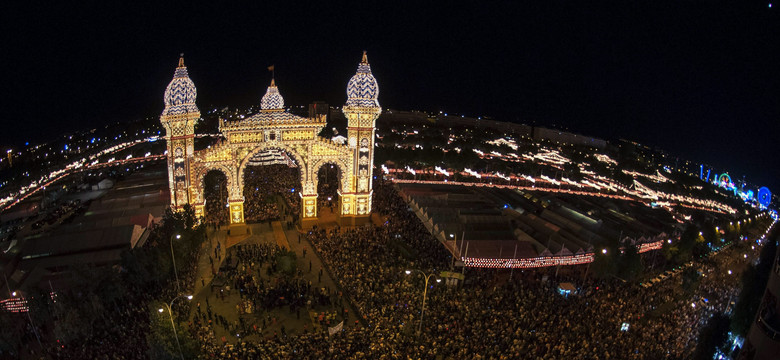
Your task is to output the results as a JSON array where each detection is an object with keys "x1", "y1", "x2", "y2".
[{"x1": 159, "y1": 53, "x2": 380, "y2": 228}]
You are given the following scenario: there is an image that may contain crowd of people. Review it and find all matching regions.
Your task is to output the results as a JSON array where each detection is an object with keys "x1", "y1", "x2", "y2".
[
  {"x1": 46, "y1": 228, "x2": 206, "y2": 359},
  {"x1": 203, "y1": 178, "x2": 229, "y2": 226},
  {"x1": 190, "y1": 178, "x2": 760, "y2": 359},
  {"x1": 243, "y1": 165, "x2": 300, "y2": 223},
  {"x1": 202, "y1": 164, "x2": 302, "y2": 227},
  {"x1": 220, "y1": 243, "x2": 321, "y2": 313},
  {"x1": 316, "y1": 165, "x2": 340, "y2": 212}
]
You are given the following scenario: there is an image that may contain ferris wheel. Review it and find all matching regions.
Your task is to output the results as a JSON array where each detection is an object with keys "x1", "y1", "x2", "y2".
[{"x1": 757, "y1": 187, "x2": 772, "y2": 208}]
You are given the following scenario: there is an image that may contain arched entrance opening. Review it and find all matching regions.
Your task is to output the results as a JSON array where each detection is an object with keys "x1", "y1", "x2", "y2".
[
  {"x1": 242, "y1": 149, "x2": 302, "y2": 225},
  {"x1": 202, "y1": 170, "x2": 229, "y2": 227},
  {"x1": 316, "y1": 162, "x2": 342, "y2": 218}
]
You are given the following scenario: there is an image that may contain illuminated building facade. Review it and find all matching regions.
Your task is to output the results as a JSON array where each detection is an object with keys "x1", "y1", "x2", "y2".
[{"x1": 160, "y1": 53, "x2": 379, "y2": 228}]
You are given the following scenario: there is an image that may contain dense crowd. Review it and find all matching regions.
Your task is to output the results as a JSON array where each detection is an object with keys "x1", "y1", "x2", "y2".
[
  {"x1": 204, "y1": 181, "x2": 229, "y2": 226},
  {"x1": 216, "y1": 243, "x2": 334, "y2": 314},
  {"x1": 46, "y1": 228, "x2": 205, "y2": 359},
  {"x1": 202, "y1": 164, "x2": 301, "y2": 226},
  {"x1": 316, "y1": 165, "x2": 340, "y2": 212},
  {"x1": 243, "y1": 165, "x2": 300, "y2": 223},
  {"x1": 50, "y1": 291, "x2": 152, "y2": 359},
  {"x1": 191, "y1": 178, "x2": 757, "y2": 359}
]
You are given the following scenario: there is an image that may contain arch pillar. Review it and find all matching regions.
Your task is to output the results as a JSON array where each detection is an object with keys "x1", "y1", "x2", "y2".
[
  {"x1": 339, "y1": 193, "x2": 355, "y2": 217},
  {"x1": 225, "y1": 184, "x2": 246, "y2": 233},
  {"x1": 228, "y1": 199, "x2": 245, "y2": 224},
  {"x1": 189, "y1": 186, "x2": 205, "y2": 221},
  {"x1": 300, "y1": 180, "x2": 318, "y2": 228}
]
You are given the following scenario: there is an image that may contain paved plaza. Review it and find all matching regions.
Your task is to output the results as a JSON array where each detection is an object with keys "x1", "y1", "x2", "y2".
[{"x1": 188, "y1": 209, "x2": 364, "y2": 344}]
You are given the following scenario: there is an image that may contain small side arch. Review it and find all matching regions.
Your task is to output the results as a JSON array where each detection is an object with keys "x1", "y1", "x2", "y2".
[
  {"x1": 191, "y1": 162, "x2": 240, "y2": 203},
  {"x1": 310, "y1": 158, "x2": 350, "y2": 194}
]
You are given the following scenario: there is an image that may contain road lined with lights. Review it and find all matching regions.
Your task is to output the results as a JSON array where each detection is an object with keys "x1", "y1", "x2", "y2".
[
  {"x1": 0, "y1": 138, "x2": 170, "y2": 212},
  {"x1": 0, "y1": 133, "x2": 226, "y2": 213}
]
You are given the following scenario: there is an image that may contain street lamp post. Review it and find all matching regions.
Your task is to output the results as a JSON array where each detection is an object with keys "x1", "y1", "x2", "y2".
[
  {"x1": 159, "y1": 294, "x2": 193, "y2": 360},
  {"x1": 405, "y1": 269, "x2": 440, "y2": 335},
  {"x1": 171, "y1": 234, "x2": 181, "y2": 292}
]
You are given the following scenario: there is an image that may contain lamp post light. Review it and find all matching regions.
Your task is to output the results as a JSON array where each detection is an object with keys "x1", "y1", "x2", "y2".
[
  {"x1": 159, "y1": 294, "x2": 193, "y2": 360},
  {"x1": 405, "y1": 269, "x2": 440, "y2": 335},
  {"x1": 171, "y1": 234, "x2": 181, "y2": 292}
]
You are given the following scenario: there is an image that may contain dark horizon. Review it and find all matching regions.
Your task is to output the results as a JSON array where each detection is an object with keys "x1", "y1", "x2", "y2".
[{"x1": 1, "y1": 1, "x2": 778, "y2": 190}]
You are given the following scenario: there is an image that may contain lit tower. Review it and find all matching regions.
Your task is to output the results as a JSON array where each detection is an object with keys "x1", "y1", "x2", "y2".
[
  {"x1": 160, "y1": 55, "x2": 200, "y2": 209},
  {"x1": 341, "y1": 51, "x2": 380, "y2": 223}
]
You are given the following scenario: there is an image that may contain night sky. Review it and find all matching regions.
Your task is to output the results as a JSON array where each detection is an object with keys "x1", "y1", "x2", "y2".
[{"x1": 2, "y1": 2, "x2": 778, "y2": 190}]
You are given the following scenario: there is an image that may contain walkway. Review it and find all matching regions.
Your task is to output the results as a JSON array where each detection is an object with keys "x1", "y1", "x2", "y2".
[
  {"x1": 188, "y1": 220, "x2": 355, "y2": 345},
  {"x1": 271, "y1": 221, "x2": 289, "y2": 249}
]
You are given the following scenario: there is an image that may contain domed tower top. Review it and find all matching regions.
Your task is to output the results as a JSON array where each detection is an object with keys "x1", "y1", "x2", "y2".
[
  {"x1": 162, "y1": 54, "x2": 199, "y2": 116},
  {"x1": 345, "y1": 51, "x2": 380, "y2": 108},
  {"x1": 260, "y1": 78, "x2": 285, "y2": 110}
]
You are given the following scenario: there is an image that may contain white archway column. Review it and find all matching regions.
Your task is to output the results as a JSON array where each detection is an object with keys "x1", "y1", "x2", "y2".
[
  {"x1": 300, "y1": 180, "x2": 318, "y2": 221},
  {"x1": 341, "y1": 52, "x2": 380, "y2": 225},
  {"x1": 228, "y1": 199, "x2": 245, "y2": 225}
]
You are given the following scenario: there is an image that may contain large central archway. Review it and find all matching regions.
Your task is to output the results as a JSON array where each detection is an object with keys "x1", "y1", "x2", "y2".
[
  {"x1": 241, "y1": 149, "x2": 302, "y2": 224},
  {"x1": 159, "y1": 53, "x2": 382, "y2": 229}
]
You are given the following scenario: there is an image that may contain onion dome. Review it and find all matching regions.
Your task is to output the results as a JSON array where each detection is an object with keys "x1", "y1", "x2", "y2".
[
  {"x1": 162, "y1": 55, "x2": 199, "y2": 116},
  {"x1": 260, "y1": 78, "x2": 285, "y2": 110},
  {"x1": 345, "y1": 51, "x2": 380, "y2": 108}
]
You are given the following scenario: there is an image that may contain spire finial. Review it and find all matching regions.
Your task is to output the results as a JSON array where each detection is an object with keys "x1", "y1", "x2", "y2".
[
  {"x1": 361, "y1": 51, "x2": 368, "y2": 64},
  {"x1": 267, "y1": 65, "x2": 275, "y2": 84},
  {"x1": 178, "y1": 53, "x2": 185, "y2": 68}
]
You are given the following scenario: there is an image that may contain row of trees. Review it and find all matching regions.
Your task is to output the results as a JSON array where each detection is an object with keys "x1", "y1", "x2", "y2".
[
  {"x1": 691, "y1": 217, "x2": 776, "y2": 359},
  {"x1": 587, "y1": 213, "x2": 770, "y2": 285},
  {"x1": 730, "y1": 223, "x2": 778, "y2": 337}
]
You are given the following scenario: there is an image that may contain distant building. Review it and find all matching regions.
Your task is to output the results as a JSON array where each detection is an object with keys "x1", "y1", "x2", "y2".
[
  {"x1": 436, "y1": 114, "x2": 533, "y2": 138},
  {"x1": 533, "y1": 127, "x2": 606, "y2": 149},
  {"x1": 91, "y1": 178, "x2": 114, "y2": 191},
  {"x1": 309, "y1": 101, "x2": 329, "y2": 120}
]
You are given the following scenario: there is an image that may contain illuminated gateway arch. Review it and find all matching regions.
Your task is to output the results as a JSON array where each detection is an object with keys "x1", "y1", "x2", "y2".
[{"x1": 159, "y1": 53, "x2": 379, "y2": 229}]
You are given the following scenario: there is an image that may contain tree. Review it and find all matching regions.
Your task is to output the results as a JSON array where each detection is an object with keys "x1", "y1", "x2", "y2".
[
  {"x1": 147, "y1": 304, "x2": 183, "y2": 360},
  {"x1": 590, "y1": 248, "x2": 618, "y2": 278},
  {"x1": 275, "y1": 249, "x2": 298, "y2": 277},
  {"x1": 731, "y1": 234, "x2": 778, "y2": 336},
  {"x1": 563, "y1": 161, "x2": 582, "y2": 182},
  {"x1": 459, "y1": 148, "x2": 480, "y2": 170},
  {"x1": 616, "y1": 244, "x2": 643, "y2": 281},
  {"x1": 0, "y1": 312, "x2": 26, "y2": 357},
  {"x1": 681, "y1": 267, "x2": 700, "y2": 294},
  {"x1": 692, "y1": 313, "x2": 730, "y2": 360},
  {"x1": 674, "y1": 224, "x2": 700, "y2": 264}
]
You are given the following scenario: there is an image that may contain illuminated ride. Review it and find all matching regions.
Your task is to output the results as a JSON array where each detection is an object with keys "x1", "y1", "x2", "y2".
[
  {"x1": 715, "y1": 173, "x2": 734, "y2": 190},
  {"x1": 159, "y1": 53, "x2": 380, "y2": 229},
  {"x1": 757, "y1": 187, "x2": 772, "y2": 208}
]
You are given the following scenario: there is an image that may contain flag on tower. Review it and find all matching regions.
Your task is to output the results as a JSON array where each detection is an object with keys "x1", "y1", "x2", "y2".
[{"x1": 267, "y1": 65, "x2": 275, "y2": 72}]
